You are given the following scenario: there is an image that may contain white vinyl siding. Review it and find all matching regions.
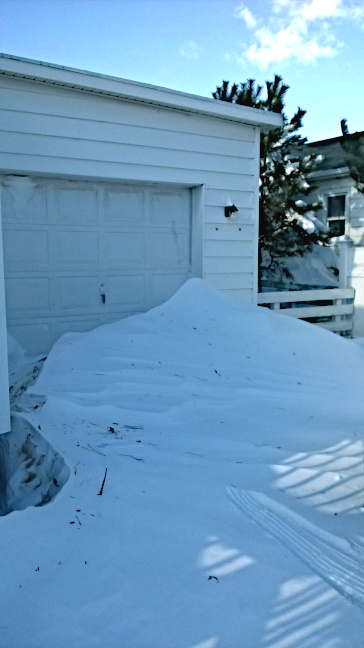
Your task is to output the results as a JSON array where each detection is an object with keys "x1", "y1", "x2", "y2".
[
  {"x1": 348, "y1": 189, "x2": 364, "y2": 235},
  {"x1": 0, "y1": 76, "x2": 258, "y2": 302},
  {"x1": 0, "y1": 187, "x2": 10, "y2": 433},
  {"x1": 311, "y1": 176, "x2": 364, "y2": 243},
  {"x1": 309, "y1": 172, "x2": 364, "y2": 336}
]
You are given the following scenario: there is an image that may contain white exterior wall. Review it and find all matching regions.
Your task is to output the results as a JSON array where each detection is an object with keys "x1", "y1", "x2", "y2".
[
  {"x1": 311, "y1": 173, "x2": 364, "y2": 336},
  {"x1": 0, "y1": 187, "x2": 10, "y2": 433},
  {"x1": 347, "y1": 187, "x2": 364, "y2": 240},
  {"x1": 311, "y1": 175, "x2": 357, "y2": 233},
  {"x1": 0, "y1": 76, "x2": 259, "y2": 301},
  {"x1": 346, "y1": 186, "x2": 364, "y2": 336}
]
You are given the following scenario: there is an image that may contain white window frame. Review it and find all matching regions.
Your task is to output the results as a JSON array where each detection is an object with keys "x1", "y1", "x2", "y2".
[{"x1": 325, "y1": 192, "x2": 347, "y2": 237}]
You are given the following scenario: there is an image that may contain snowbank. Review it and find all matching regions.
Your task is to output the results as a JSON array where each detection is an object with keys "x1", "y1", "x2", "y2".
[{"x1": 1, "y1": 279, "x2": 363, "y2": 648}]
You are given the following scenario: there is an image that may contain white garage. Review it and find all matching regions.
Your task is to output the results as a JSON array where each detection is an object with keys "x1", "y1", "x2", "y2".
[
  {"x1": 0, "y1": 53, "x2": 281, "y2": 432},
  {"x1": 2, "y1": 177, "x2": 192, "y2": 353}
]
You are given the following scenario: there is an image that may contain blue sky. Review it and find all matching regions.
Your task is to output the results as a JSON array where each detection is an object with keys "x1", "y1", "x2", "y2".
[{"x1": 0, "y1": 0, "x2": 363, "y2": 142}]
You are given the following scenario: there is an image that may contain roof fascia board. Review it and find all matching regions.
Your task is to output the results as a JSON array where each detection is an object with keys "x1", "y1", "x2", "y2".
[
  {"x1": 0, "y1": 53, "x2": 282, "y2": 130},
  {"x1": 310, "y1": 167, "x2": 349, "y2": 181}
]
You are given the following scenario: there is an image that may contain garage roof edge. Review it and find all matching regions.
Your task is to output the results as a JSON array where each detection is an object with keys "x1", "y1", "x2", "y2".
[{"x1": 0, "y1": 53, "x2": 282, "y2": 130}]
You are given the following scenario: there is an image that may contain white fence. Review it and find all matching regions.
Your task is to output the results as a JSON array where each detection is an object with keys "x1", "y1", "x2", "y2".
[{"x1": 257, "y1": 287, "x2": 355, "y2": 335}]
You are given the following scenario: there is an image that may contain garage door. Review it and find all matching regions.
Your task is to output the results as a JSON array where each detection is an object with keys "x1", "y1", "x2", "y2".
[{"x1": 2, "y1": 177, "x2": 192, "y2": 354}]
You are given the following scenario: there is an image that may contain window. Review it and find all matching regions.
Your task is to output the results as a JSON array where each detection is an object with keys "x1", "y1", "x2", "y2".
[{"x1": 327, "y1": 195, "x2": 346, "y2": 236}]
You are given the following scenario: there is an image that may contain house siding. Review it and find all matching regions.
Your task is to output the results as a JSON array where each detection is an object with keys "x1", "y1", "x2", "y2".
[
  {"x1": 348, "y1": 189, "x2": 364, "y2": 237},
  {"x1": 0, "y1": 76, "x2": 258, "y2": 299},
  {"x1": 310, "y1": 172, "x2": 364, "y2": 336},
  {"x1": 0, "y1": 188, "x2": 10, "y2": 433}
]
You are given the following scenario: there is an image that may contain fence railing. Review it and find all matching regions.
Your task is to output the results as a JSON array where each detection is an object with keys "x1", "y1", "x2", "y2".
[{"x1": 257, "y1": 287, "x2": 355, "y2": 335}]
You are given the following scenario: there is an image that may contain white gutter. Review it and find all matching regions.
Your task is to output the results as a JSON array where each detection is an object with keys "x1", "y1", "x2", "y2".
[{"x1": 0, "y1": 53, "x2": 282, "y2": 130}]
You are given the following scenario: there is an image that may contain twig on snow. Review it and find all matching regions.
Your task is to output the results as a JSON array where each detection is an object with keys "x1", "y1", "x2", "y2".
[
  {"x1": 79, "y1": 444, "x2": 106, "y2": 456},
  {"x1": 97, "y1": 468, "x2": 108, "y2": 496}
]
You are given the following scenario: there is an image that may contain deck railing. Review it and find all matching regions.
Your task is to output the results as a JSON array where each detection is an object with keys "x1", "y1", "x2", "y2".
[{"x1": 257, "y1": 287, "x2": 355, "y2": 335}]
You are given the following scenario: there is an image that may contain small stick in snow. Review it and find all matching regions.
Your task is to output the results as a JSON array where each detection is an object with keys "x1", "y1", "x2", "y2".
[
  {"x1": 97, "y1": 468, "x2": 108, "y2": 496},
  {"x1": 79, "y1": 443, "x2": 106, "y2": 456},
  {"x1": 88, "y1": 443, "x2": 106, "y2": 456},
  {"x1": 119, "y1": 453, "x2": 144, "y2": 462}
]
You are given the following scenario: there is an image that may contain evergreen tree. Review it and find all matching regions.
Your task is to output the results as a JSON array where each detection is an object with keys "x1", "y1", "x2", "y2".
[{"x1": 213, "y1": 76, "x2": 329, "y2": 287}]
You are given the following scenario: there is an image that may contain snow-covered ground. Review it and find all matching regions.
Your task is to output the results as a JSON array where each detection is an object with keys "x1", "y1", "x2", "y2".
[{"x1": 1, "y1": 279, "x2": 364, "y2": 648}]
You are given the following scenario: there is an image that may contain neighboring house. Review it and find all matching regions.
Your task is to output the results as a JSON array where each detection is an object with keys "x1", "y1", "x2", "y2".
[
  {"x1": 308, "y1": 132, "x2": 364, "y2": 336},
  {"x1": 0, "y1": 53, "x2": 282, "y2": 433}
]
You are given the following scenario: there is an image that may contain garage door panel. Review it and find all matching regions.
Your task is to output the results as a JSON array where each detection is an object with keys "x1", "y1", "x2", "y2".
[
  {"x1": 149, "y1": 273, "x2": 190, "y2": 305},
  {"x1": 150, "y1": 192, "x2": 189, "y2": 227},
  {"x1": 3, "y1": 230, "x2": 49, "y2": 270},
  {"x1": 2, "y1": 177, "x2": 191, "y2": 353},
  {"x1": 104, "y1": 188, "x2": 145, "y2": 222},
  {"x1": 2, "y1": 181, "x2": 47, "y2": 222},
  {"x1": 52, "y1": 318, "x2": 103, "y2": 343},
  {"x1": 101, "y1": 232, "x2": 145, "y2": 267},
  {"x1": 104, "y1": 275, "x2": 145, "y2": 307},
  {"x1": 7, "y1": 322, "x2": 52, "y2": 356},
  {"x1": 5, "y1": 277, "x2": 50, "y2": 311},
  {"x1": 53, "y1": 185, "x2": 98, "y2": 223},
  {"x1": 54, "y1": 276, "x2": 101, "y2": 310},
  {"x1": 51, "y1": 231, "x2": 99, "y2": 267},
  {"x1": 149, "y1": 231, "x2": 190, "y2": 268}
]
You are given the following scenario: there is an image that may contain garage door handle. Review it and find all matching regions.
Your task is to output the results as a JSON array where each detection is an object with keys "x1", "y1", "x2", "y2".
[{"x1": 101, "y1": 293, "x2": 106, "y2": 304}]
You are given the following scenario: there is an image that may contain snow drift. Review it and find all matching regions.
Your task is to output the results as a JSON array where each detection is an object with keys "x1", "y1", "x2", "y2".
[{"x1": 1, "y1": 279, "x2": 364, "y2": 648}]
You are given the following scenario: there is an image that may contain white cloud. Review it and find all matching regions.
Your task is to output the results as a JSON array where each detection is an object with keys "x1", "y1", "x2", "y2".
[
  {"x1": 300, "y1": 0, "x2": 344, "y2": 21},
  {"x1": 179, "y1": 41, "x2": 202, "y2": 59},
  {"x1": 234, "y1": 3, "x2": 257, "y2": 28},
  {"x1": 233, "y1": 0, "x2": 363, "y2": 68},
  {"x1": 244, "y1": 23, "x2": 336, "y2": 69}
]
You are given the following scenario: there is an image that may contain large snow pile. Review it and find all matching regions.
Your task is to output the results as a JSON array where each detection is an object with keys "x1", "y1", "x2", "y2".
[
  {"x1": 261, "y1": 244, "x2": 339, "y2": 289},
  {"x1": 1, "y1": 279, "x2": 364, "y2": 647}
]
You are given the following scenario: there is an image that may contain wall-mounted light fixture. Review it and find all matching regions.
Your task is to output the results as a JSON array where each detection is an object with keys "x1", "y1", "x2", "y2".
[{"x1": 225, "y1": 204, "x2": 238, "y2": 218}]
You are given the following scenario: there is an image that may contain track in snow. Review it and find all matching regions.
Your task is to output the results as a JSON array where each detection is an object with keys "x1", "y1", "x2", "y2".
[{"x1": 228, "y1": 487, "x2": 364, "y2": 611}]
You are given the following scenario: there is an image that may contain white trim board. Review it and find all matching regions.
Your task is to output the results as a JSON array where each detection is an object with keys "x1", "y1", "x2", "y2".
[{"x1": 0, "y1": 53, "x2": 282, "y2": 130}]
